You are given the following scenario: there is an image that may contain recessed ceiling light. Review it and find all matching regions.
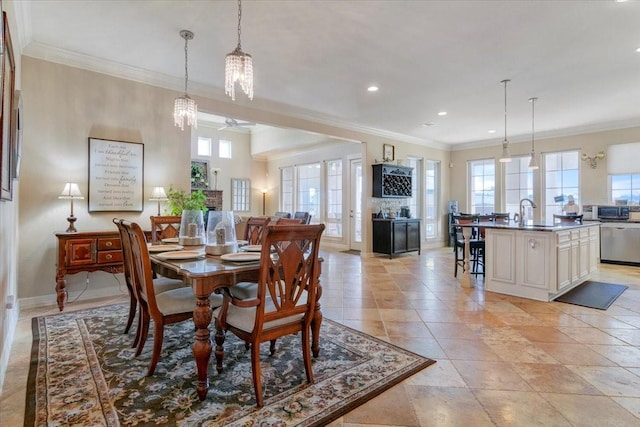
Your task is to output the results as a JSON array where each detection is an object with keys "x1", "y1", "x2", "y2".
[
  {"x1": 367, "y1": 86, "x2": 379, "y2": 92},
  {"x1": 422, "y1": 122, "x2": 436, "y2": 127},
  {"x1": 636, "y1": 47, "x2": 640, "y2": 53},
  {"x1": 488, "y1": 130, "x2": 496, "y2": 133},
  {"x1": 437, "y1": 111, "x2": 447, "y2": 116}
]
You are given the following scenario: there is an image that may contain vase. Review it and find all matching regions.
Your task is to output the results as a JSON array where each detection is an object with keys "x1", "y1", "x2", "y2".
[{"x1": 179, "y1": 210, "x2": 205, "y2": 246}]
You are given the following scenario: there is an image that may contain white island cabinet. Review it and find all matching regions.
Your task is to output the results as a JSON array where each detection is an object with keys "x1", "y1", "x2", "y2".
[{"x1": 482, "y1": 223, "x2": 599, "y2": 302}]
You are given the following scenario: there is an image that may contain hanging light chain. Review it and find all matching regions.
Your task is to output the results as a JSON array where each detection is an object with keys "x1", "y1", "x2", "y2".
[
  {"x1": 237, "y1": 0, "x2": 243, "y2": 50},
  {"x1": 502, "y1": 79, "x2": 510, "y2": 143},
  {"x1": 184, "y1": 33, "x2": 189, "y2": 94},
  {"x1": 530, "y1": 97, "x2": 537, "y2": 151}
]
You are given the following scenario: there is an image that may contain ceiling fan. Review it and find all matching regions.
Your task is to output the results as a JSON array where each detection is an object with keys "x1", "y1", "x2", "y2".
[{"x1": 217, "y1": 118, "x2": 256, "y2": 131}]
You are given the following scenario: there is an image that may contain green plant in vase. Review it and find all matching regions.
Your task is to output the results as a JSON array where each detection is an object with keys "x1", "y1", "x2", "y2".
[{"x1": 166, "y1": 186, "x2": 208, "y2": 215}]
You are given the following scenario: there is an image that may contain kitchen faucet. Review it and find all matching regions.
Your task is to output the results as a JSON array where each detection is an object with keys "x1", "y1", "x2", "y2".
[{"x1": 517, "y1": 198, "x2": 537, "y2": 226}]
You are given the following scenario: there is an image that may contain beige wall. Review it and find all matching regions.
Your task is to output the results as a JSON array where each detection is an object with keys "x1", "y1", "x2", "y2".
[
  {"x1": 449, "y1": 127, "x2": 640, "y2": 218},
  {"x1": 18, "y1": 57, "x2": 191, "y2": 309}
]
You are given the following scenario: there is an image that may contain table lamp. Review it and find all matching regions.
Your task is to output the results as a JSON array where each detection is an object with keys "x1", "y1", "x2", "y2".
[
  {"x1": 59, "y1": 182, "x2": 84, "y2": 232},
  {"x1": 149, "y1": 186, "x2": 168, "y2": 215}
]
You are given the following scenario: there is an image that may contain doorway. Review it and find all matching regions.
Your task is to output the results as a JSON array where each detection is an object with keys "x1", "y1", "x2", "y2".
[{"x1": 349, "y1": 159, "x2": 362, "y2": 251}]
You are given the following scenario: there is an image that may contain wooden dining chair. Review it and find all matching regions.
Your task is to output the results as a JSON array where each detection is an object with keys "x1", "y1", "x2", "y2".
[
  {"x1": 214, "y1": 224, "x2": 325, "y2": 407},
  {"x1": 150, "y1": 215, "x2": 182, "y2": 243},
  {"x1": 113, "y1": 218, "x2": 185, "y2": 346},
  {"x1": 293, "y1": 211, "x2": 312, "y2": 224},
  {"x1": 274, "y1": 211, "x2": 291, "y2": 218},
  {"x1": 276, "y1": 217, "x2": 305, "y2": 225},
  {"x1": 244, "y1": 216, "x2": 271, "y2": 245},
  {"x1": 121, "y1": 219, "x2": 223, "y2": 376}
]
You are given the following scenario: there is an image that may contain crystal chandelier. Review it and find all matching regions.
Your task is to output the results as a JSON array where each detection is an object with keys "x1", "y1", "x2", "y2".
[
  {"x1": 528, "y1": 97, "x2": 539, "y2": 169},
  {"x1": 174, "y1": 30, "x2": 197, "y2": 130},
  {"x1": 498, "y1": 79, "x2": 512, "y2": 163},
  {"x1": 225, "y1": 0, "x2": 253, "y2": 101}
]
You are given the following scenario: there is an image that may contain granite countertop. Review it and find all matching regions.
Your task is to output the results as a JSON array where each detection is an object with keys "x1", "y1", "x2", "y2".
[{"x1": 457, "y1": 221, "x2": 598, "y2": 232}]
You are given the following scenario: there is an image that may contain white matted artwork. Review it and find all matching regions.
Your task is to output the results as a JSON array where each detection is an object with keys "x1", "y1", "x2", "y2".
[{"x1": 88, "y1": 137, "x2": 144, "y2": 212}]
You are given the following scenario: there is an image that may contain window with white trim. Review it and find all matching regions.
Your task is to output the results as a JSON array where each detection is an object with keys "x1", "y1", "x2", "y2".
[
  {"x1": 325, "y1": 160, "x2": 342, "y2": 237},
  {"x1": 197, "y1": 137, "x2": 211, "y2": 156},
  {"x1": 610, "y1": 174, "x2": 640, "y2": 205},
  {"x1": 219, "y1": 140, "x2": 232, "y2": 159},
  {"x1": 297, "y1": 163, "x2": 321, "y2": 221},
  {"x1": 424, "y1": 160, "x2": 439, "y2": 239},
  {"x1": 405, "y1": 157, "x2": 421, "y2": 221},
  {"x1": 280, "y1": 167, "x2": 293, "y2": 214},
  {"x1": 504, "y1": 155, "x2": 534, "y2": 218},
  {"x1": 544, "y1": 150, "x2": 579, "y2": 222},
  {"x1": 469, "y1": 159, "x2": 495, "y2": 215},
  {"x1": 231, "y1": 178, "x2": 251, "y2": 212}
]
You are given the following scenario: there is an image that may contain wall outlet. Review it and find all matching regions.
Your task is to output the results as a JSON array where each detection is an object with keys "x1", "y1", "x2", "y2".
[{"x1": 5, "y1": 295, "x2": 15, "y2": 309}]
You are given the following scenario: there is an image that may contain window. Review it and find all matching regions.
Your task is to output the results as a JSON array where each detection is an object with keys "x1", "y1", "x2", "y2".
[
  {"x1": 424, "y1": 160, "x2": 439, "y2": 239},
  {"x1": 231, "y1": 178, "x2": 251, "y2": 212},
  {"x1": 504, "y1": 156, "x2": 534, "y2": 217},
  {"x1": 325, "y1": 160, "x2": 342, "y2": 237},
  {"x1": 219, "y1": 140, "x2": 232, "y2": 159},
  {"x1": 544, "y1": 150, "x2": 579, "y2": 222},
  {"x1": 280, "y1": 167, "x2": 293, "y2": 213},
  {"x1": 405, "y1": 157, "x2": 421, "y2": 221},
  {"x1": 611, "y1": 174, "x2": 640, "y2": 205},
  {"x1": 197, "y1": 137, "x2": 211, "y2": 156},
  {"x1": 469, "y1": 159, "x2": 495, "y2": 214},
  {"x1": 297, "y1": 163, "x2": 321, "y2": 222}
]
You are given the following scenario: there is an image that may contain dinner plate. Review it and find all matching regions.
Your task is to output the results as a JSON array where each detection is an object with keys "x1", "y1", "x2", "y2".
[
  {"x1": 155, "y1": 250, "x2": 204, "y2": 260},
  {"x1": 161, "y1": 237, "x2": 180, "y2": 244},
  {"x1": 220, "y1": 252, "x2": 261, "y2": 262},
  {"x1": 147, "y1": 244, "x2": 183, "y2": 253},
  {"x1": 236, "y1": 239, "x2": 249, "y2": 246},
  {"x1": 241, "y1": 245, "x2": 263, "y2": 252}
]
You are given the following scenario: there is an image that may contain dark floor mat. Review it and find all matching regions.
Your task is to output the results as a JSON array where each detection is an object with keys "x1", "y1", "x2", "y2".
[{"x1": 554, "y1": 281, "x2": 628, "y2": 310}]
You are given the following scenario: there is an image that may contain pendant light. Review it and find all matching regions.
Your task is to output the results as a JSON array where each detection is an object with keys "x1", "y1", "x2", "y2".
[
  {"x1": 225, "y1": 0, "x2": 254, "y2": 101},
  {"x1": 498, "y1": 79, "x2": 512, "y2": 163},
  {"x1": 173, "y1": 30, "x2": 198, "y2": 131},
  {"x1": 528, "y1": 97, "x2": 539, "y2": 169}
]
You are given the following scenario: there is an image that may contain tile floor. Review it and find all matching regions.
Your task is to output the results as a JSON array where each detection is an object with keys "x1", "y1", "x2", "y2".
[{"x1": 1, "y1": 247, "x2": 639, "y2": 426}]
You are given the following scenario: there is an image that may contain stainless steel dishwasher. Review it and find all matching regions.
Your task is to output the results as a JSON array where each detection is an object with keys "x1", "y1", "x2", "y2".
[{"x1": 600, "y1": 222, "x2": 640, "y2": 264}]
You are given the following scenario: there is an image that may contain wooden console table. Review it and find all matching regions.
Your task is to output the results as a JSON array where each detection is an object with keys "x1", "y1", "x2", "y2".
[{"x1": 55, "y1": 231, "x2": 124, "y2": 311}]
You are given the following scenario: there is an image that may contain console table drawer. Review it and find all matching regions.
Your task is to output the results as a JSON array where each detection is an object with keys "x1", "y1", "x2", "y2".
[
  {"x1": 98, "y1": 237, "x2": 121, "y2": 251},
  {"x1": 97, "y1": 250, "x2": 122, "y2": 264}
]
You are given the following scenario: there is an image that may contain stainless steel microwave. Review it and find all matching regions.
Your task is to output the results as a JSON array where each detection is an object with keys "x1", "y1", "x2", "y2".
[{"x1": 597, "y1": 206, "x2": 630, "y2": 220}]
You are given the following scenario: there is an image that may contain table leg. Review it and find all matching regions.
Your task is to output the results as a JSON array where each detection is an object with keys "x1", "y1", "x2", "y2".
[
  {"x1": 193, "y1": 294, "x2": 213, "y2": 401},
  {"x1": 460, "y1": 227, "x2": 474, "y2": 288},
  {"x1": 55, "y1": 275, "x2": 67, "y2": 311}
]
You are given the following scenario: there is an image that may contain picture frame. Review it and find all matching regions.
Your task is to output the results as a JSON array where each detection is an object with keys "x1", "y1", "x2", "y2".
[
  {"x1": 383, "y1": 144, "x2": 395, "y2": 162},
  {"x1": 191, "y1": 160, "x2": 209, "y2": 189},
  {"x1": 0, "y1": 11, "x2": 15, "y2": 201},
  {"x1": 12, "y1": 89, "x2": 22, "y2": 179},
  {"x1": 88, "y1": 137, "x2": 144, "y2": 212}
]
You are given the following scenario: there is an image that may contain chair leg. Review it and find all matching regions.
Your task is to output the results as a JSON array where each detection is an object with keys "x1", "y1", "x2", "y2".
[
  {"x1": 135, "y1": 310, "x2": 150, "y2": 357},
  {"x1": 124, "y1": 294, "x2": 136, "y2": 334},
  {"x1": 269, "y1": 339, "x2": 276, "y2": 355},
  {"x1": 301, "y1": 327, "x2": 314, "y2": 384},
  {"x1": 132, "y1": 308, "x2": 142, "y2": 349},
  {"x1": 147, "y1": 319, "x2": 164, "y2": 376},
  {"x1": 251, "y1": 341, "x2": 264, "y2": 407}
]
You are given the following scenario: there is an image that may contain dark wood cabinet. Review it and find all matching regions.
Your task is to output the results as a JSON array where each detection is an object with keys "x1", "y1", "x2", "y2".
[
  {"x1": 372, "y1": 164, "x2": 413, "y2": 198},
  {"x1": 55, "y1": 231, "x2": 124, "y2": 311},
  {"x1": 372, "y1": 219, "x2": 421, "y2": 258}
]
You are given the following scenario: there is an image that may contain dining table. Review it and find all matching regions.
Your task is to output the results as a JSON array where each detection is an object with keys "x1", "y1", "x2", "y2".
[{"x1": 149, "y1": 245, "x2": 323, "y2": 401}]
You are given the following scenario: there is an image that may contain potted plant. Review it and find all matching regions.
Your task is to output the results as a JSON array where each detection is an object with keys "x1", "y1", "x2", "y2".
[{"x1": 166, "y1": 185, "x2": 208, "y2": 216}]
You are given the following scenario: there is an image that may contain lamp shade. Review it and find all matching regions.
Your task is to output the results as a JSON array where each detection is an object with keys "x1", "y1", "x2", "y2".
[
  {"x1": 58, "y1": 183, "x2": 84, "y2": 200},
  {"x1": 149, "y1": 186, "x2": 168, "y2": 200}
]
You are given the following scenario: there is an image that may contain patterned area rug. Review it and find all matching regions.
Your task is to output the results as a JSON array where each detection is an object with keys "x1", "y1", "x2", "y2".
[{"x1": 26, "y1": 304, "x2": 435, "y2": 426}]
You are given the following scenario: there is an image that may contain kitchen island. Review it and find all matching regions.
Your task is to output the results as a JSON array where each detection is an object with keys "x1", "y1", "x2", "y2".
[{"x1": 458, "y1": 221, "x2": 600, "y2": 302}]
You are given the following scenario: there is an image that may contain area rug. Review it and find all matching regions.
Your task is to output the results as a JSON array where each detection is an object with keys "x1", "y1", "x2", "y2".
[
  {"x1": 555, "y1": 280, "x2": 629, "y2": 310},
  {"x1": 26, "y1": 304, "x2": 434, "y2": 426}
]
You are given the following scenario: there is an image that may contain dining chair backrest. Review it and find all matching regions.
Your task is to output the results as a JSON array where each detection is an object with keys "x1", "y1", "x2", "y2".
[
  {"x1": 276, "y1": 217, "x2": 305, "y2": 225},
  {"x1": 453, "y1": 214, "x2": 479, "y2": 239},
  {"x1": 121, "y1": 220, "x2": 158, "y2": 316},
  {"x1": 554, "y1": 214, "x2": 583, "y2": 224},
  {"x1": 150, "y1": 215, "x2": 182, "y2": 243},
  {"x1": 244, "y1": 216, "x2": 271, "y2": 245},
  {"x1": 293, "y1": 211, "x2": 312, "y2": 224},
  {"x1": 113, "y1": 218, "x2": 138, "y2": 334},
  {"x1": 274, "y1": 211, "x2": 291, "y2": 218}
]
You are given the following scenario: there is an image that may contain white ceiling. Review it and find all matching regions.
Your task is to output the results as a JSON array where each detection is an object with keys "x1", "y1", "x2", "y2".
[{"x1": 17, "y1": 0, "x2": 640, "y2": 149}]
